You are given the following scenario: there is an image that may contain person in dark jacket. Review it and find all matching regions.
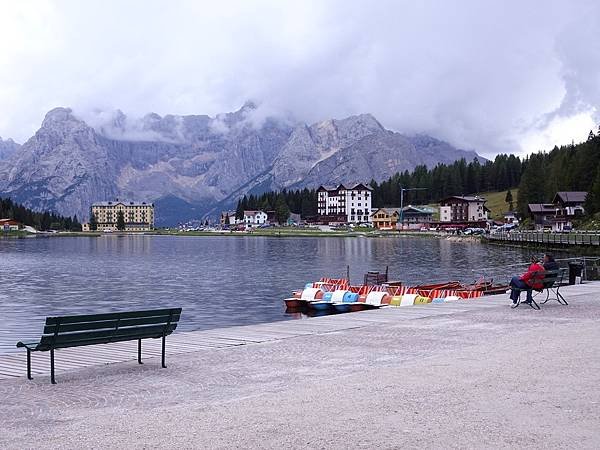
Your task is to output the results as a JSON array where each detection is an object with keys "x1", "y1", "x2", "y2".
[
  {"x1": 543, "y1": 253, "x2": 559, "y2": 272},
  {"x1": 509, "y1": 255, "x2": 544, "y2": 306}
]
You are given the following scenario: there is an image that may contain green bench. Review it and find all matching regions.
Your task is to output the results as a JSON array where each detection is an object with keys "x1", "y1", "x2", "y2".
[
  {"x1": 512, "y1": 269, "x2": 567, "y2": 310},
  {"x1": 16, "y1": 308, "x2": 182, "y2": 384}
]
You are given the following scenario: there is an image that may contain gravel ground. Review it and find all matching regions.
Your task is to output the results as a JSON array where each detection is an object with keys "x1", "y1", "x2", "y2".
[{"x1": 1, "y1": 289, "x2": 599, "y2": 449}]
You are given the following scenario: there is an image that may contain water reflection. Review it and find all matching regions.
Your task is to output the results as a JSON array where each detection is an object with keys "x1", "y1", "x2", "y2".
[{"x1": 0, "y1": 235, "x2": 567, "y2": 353}]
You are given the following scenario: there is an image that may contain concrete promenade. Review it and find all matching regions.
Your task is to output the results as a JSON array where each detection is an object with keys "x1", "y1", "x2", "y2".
[{"x1": 1, "y1": 283, "x2": 600, "y2": 448}]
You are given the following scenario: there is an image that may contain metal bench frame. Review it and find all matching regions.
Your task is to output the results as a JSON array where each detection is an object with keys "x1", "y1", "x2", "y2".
[
  {"x1": 16, "y1": 308, "x2": 182, "y2": 384},
  {"x1": 536, "y1": 268, "x2": 568, "y2": 306}
]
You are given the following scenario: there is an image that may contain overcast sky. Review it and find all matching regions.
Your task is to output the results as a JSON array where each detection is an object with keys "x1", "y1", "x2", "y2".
[{"x1": 1, "y1": 0, "x2": 599, "y2": 157}]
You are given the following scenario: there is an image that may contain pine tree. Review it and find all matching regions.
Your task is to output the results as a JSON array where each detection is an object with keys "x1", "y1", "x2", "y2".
[
  {"x1": 584, "y1": 167, "x2": 600, "y2": 216},
  {"x1": 505, "y1": 189, "x2": 514, "y2": 211},
  {"x1": 89, "y1": 212, "x2": 98, "y2": 231},
  {"x1": 588, "y1": 130, "x2": 595, "y2": 141},
  {"x1": 274, "y1": 195, "x2": 290, "y2": 224},
  {"x1": 116, "y1": 210, "x2": 126, "y2": 230}
]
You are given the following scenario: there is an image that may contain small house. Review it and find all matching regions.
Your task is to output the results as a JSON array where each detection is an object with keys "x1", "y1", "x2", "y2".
[
  {"x1": 0, "y1": 219, "x2": 23, "y2": 232},
  {"x1": 243, "y1": 210, "x2": 268, "y2": 227}
]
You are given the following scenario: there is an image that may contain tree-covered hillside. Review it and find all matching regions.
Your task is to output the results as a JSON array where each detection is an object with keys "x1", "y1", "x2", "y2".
[
  {"x1": 0, "y1": 197, "x2": 81, "y2": 231},
  {"x1": 236, "y1": 155, "x2": 523, "y2": 217},
  {"x1": 517, "y1": 129, "x2": 600, "y2": 216}
]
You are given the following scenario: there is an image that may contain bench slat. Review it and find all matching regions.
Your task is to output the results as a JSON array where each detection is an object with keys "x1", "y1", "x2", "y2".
[
  {"x1": 36, "y1": 324, "x2": 178, "y2": 350},
  {"x1": 45, "y1": 308, "x2": 182, "y2": 325},
  {"x1": 40, "y1": 331, "x2": 175, "y2": 350},
  {"x1": 43, "y1": 314, "x2": 181, "y2": 334}
]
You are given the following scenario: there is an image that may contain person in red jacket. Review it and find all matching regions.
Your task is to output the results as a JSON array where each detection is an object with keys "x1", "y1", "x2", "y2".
[{"x1": 509, "y1": 255, "x2": 545, "y2": 306}]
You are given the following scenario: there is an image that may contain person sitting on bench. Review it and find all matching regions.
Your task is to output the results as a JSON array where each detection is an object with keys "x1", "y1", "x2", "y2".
[
  {"x1": 509, "y1": 255, "x2": 544, "y2": 306},
  {"x1": 543, "y1": 253, "x2": 559, "y2": 272}
]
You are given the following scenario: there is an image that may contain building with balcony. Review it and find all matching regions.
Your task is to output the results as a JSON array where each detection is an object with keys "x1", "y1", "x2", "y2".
[
  {"x1": 439, "y1": 196, "x2": 489, "y2": 223},
  {"x1": 0, "y1": 219, "x2": 22, "y2": 232},
  {"x1": 399, "y1": 205, "x2": 435, "y2": 229},
  {"x1": 317, "y1": 183, "x2": 373, "y2": 224},
  {"x1": 370, "y1": 208, "x2": 401, "y2": 230},
  {"x1": 528, "y1": 191, "x2": 587, "y2": 231},
  {"x1": 91, "y1": 200, "x2": 154, "y2": 231},
  {"x1": 220, "y1": 210, "x2": 238, "y2": 226},
  {"x1": 243, "y1": 210, "x2": 268, "y2": 227}
]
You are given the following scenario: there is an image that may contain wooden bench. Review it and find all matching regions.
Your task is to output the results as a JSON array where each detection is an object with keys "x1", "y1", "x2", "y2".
[
  {"x1": 512, "y1": 269, "x2": 567, "y2": 310},
  {"x1": 16, "y1": 308, "x2": 182, "y2": 384}
]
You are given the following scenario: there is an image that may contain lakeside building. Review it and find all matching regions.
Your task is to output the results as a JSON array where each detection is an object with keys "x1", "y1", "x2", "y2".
[
  {"x1": 371, "y1": 208, "x2": 401, "y2": 230},
  {"x1": 220, "y1": 211, "x2": 237, "y2": 226},
  {"x1": 317, "y1": 183, "x2": 373, "y2": 224},
  {"x1": 0, "y1": 219, "x2": 22, "y2": 231},
  {"x1": 91, "y1": 200, "x2": 154, "y2": 231},
  {"x1": 243, "y1": 210, "x2": 268, "y2": 227},
  {"x1": 503, "y1": 211, "x2": 519, "y2": 224},
  {"x1": 439, "y1": 196, "x2": 489, "y2": 223},
  {"x1": 399, "y1": 205, "x2": 435, "y2": 229},
  {"x1": 528, "y1": 191, "x2": 587, "y2": 232}
]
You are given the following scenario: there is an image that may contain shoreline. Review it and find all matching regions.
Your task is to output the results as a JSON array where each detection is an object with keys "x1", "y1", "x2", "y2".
[{"x1": 1, "y1": 229, "x2": 461, "y2": 239}]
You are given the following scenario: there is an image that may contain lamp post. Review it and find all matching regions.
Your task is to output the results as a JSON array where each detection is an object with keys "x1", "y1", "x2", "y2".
[{"x1": 399, "y1": 187, "x2": 427, "y2": 230}]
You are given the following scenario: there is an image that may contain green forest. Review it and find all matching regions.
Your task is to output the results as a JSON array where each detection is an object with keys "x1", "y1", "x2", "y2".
[
  {"x1": 517, "y1": 129, "x2": 600, "y2": 216},
  {"x1": 0, "y1": 197, "x2": 82, "y2": 231},
  {"x1": 236, "y1": 128, "x2": 600, "y2": 222}
]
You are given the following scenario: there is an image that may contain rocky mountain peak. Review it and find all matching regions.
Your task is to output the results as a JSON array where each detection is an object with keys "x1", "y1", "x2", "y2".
[
  {"x1": 0, "y1": 136, "x2": 21, "y2": 160},
  {"x1": 40, "y1": 107, "x2": 93, "y2": 139}
]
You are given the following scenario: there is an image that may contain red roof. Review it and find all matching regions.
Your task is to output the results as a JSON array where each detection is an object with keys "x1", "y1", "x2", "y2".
[{"x1": 0, "y1": 219, "x2": 21, "y2": 226}]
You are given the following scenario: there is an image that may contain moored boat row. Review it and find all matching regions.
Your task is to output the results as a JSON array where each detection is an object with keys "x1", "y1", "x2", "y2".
[{"x1": 284, "y1": 275, "x2": 508, "y2": 314}]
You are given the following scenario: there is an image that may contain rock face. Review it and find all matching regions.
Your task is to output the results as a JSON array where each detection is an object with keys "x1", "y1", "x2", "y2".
[
  {"x1": 0, "y1": 105, "x2": 483, "y2": 225},
  {"x1": 0, "y1": 137, "x2": 20, "y2": 160}
]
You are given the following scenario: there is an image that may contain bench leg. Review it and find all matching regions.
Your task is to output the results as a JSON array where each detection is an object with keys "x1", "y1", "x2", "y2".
[
  {"x1": 558, "y1": 291, "x2": 568, "y2": 305},
  {"x1": 529, "y1": 298, "x2": 540, "y2": 310},
  {"x1": 137, "y1": 339, "x2": 143, "y2": 364},
  {"x1": 50, "y1": 349, "x2": 56, "y2": 384},
  {"x1": 26, "y1": 349, "x2": 32, "y2": 380},
  {"x1": 161, "y1": 335, "x2": 166, "y2": 369}
]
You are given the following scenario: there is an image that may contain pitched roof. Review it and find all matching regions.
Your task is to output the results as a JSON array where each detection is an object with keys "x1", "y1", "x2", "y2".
[
  {"x1": 0, "y1": 219, "x2": 21, "y2": 225},
  {"x1": 440, "y1": 195, "x2": 486, "y2": 203},
  {"x1": 244, "y1": 210, "x2": 266, "y2": 217},
  {"x1": 528, "y1": 203, "x2": 556, "y2": 214},
  {"x1": 370, "y1": 207, "x2": 403, "y2": 217},
  {"x1": 92, "y1": 200, "x2": 153, "y2": 207},
  {"x1": 317, "y1": 183, "x2": 373, "y2": 193},
  {"x1": 553, "y1": 191, "x2": 588, "y2": 204},
  {"x1": 402, "y1": 205, "x2": 434, "y2": 214}
]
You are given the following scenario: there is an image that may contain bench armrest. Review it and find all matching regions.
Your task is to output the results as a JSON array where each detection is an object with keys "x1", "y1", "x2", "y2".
[{"x1": 16, "y1": 341, "x2": 40, "y2": 350}]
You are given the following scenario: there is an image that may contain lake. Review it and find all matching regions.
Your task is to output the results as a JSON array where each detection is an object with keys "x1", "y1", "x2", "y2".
[{"x1": 0, "y1": 234, "x2": 548, "y2": 353}]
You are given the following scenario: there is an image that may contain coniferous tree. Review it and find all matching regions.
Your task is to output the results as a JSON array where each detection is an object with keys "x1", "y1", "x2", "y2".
[
  {"x1": 116, "y1": 210, "x2": 126, "y2": 230},
  {"x1": 585, "y1": 167, "x2": 600, "y2": 216},
  {"x1": 274, "y1": 195, "x2": 290, "y2": 224},
  {"x1": 89, "y1": 212, "x2": 98, "y2": 231},
  {"x1": 505, "y1": 190, "x2": 514, "y2": 211}
]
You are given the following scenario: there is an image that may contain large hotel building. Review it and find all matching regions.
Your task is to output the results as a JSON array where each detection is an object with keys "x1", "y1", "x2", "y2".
[
  {"x1": 91, "y1": 200, "x2": 155, "y2": 231},
  {"x1": 317, "y1": 183, "x2": 373, "y2": 224}
]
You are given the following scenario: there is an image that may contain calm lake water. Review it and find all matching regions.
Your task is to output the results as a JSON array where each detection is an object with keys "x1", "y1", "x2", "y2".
[{"x1": 0, "y1": 235, "x2": 556, "y2": 353}]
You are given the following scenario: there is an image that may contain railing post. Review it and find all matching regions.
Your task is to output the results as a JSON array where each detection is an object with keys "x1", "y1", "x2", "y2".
[
  {"x1": 26, "y1": 349, "x2": 32, "y2": 380},
  {"x1": 137, "y1": 339, "x2": 143, "y2": 364},
  {"x1": 50, "y1": 348, "x2": 56, "y2": 384}
]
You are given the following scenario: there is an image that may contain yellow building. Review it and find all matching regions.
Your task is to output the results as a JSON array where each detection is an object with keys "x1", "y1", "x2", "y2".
[{"x1": 91, "y1": 200, "x2": 154, "y2": 231}]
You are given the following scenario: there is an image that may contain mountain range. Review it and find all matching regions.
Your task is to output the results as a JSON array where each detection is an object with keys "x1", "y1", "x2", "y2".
[{"x1": 0, "y1": 103, "x2": 483, "y2": 225}]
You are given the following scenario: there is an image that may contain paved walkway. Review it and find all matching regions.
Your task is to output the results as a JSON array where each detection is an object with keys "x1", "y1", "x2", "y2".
[{"x1": 1, "y1": 283, "x2": 599, "y2": 448}]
